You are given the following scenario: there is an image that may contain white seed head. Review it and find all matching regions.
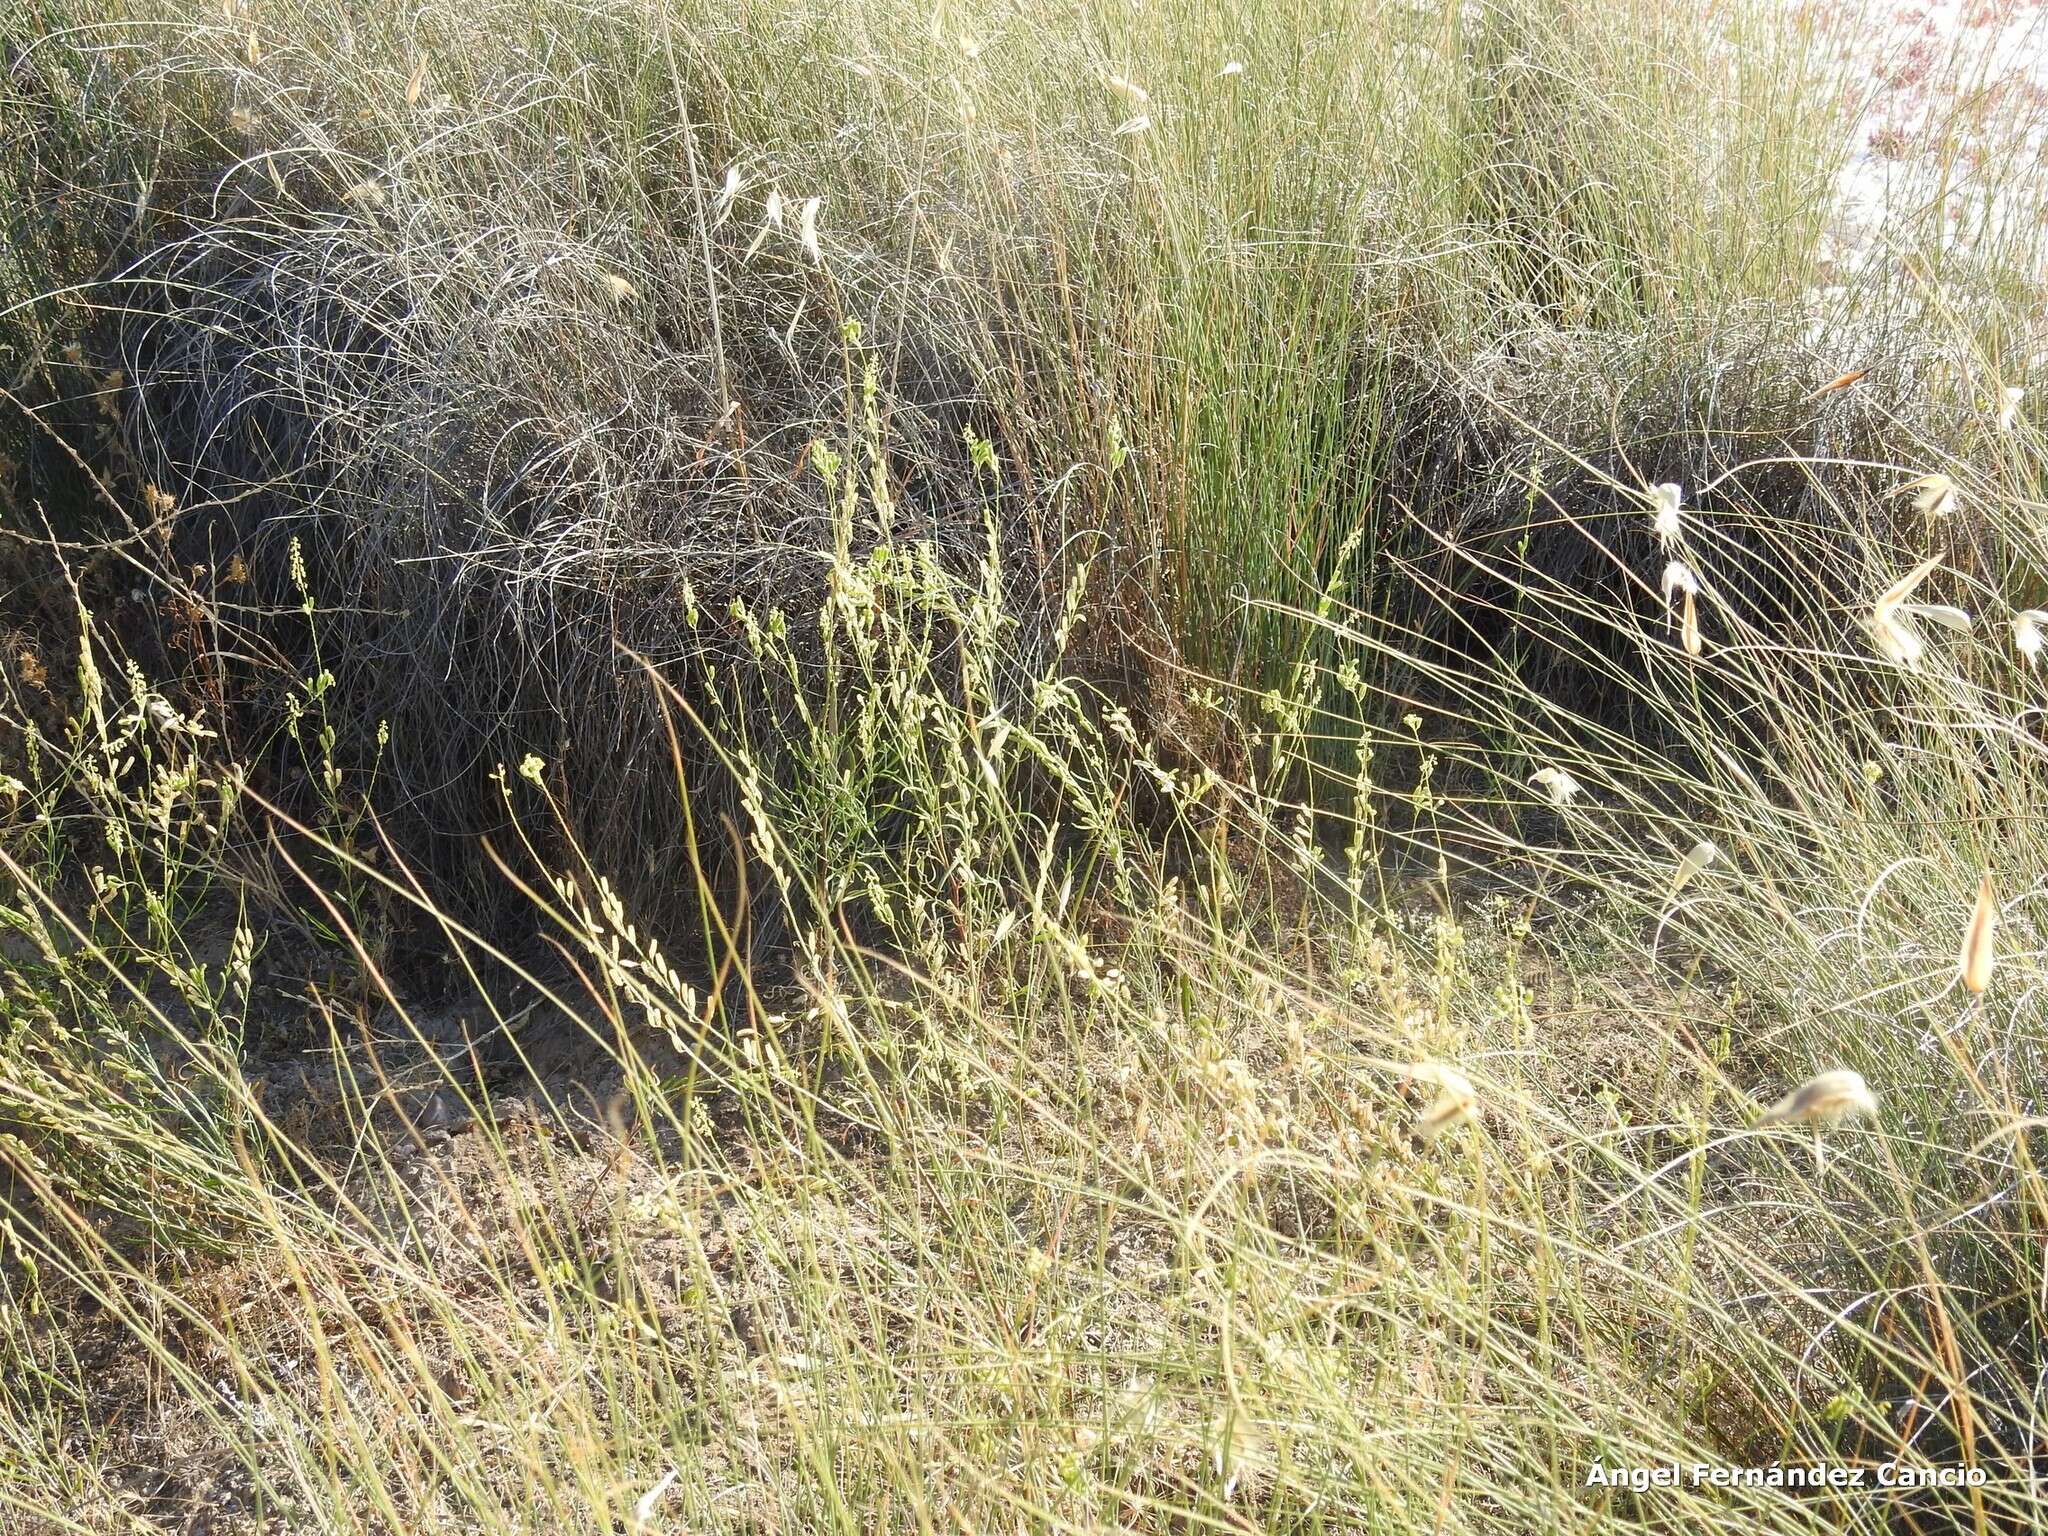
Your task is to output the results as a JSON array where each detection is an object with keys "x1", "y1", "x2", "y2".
[
  {"x1": 1895, "y1": 602, "x2": 1971, "y2": 632},
  {"x1": 1112, "y1": 114, "x2": 1151, "y2": 137},
  {"x1": 1661, "y1": 559, "x2": 1699, "y2": 604},
  {"x1": 1364, "y1": 1059, "x2": 1481, "y2": 1142},
  {"x1": 1908, "y1": 472, "x2": 1957, "y2": 518},
  {"x1": 1529, "y1": 765, "x2": 1583, "y2": 806},
  {"x1": 1220, "y1": 60, "x2": 1245, "y2": 77},
  {"x1": 1754, "y1": 1069, "x2": 1878, "y2": 1129},
  {"x1": 744, "y1": 188, "x2": 787, "y2": 258},
  {"x1": 1104, "y1": 73, "x2": 1150, "y2": 106},
  {"x1": 798, "y1": 196, "x2": 822, "y2": 264},
  {"x1": 712, "y1": 164, "x2": 742, "y2": 225},
  {"x1": 1868, "y1": 554, "x2": 1944, "y2": 670},
  {"x1": 1671, "y1": 839, "x2": 1717, "y2": 892},
  {"x1": 1870, "y1": 612, "x2": 1924, "y2": 668},
  {"x1": 1650, "y1": 482, "x2": 1683, "y2": 546},
  {"x1": 2014, "y1": 610, "x2": 2048, "y2": 665},
  {"x1": 1998, "y1": 386, "x2": 2025, "y2": 432},
  {"x1": 1408, "y1": 1063, "x2": 1478, "y2": 1143}
]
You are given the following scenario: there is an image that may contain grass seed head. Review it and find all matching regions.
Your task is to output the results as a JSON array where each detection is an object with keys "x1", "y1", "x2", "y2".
[
  {"x1": 1671, "y1": 838, "x2": 1717, "y2": 892},
  {"x1": 1908, "y1": 472, "x2": 1957, "y2": 518},
  {"x1": 1104, "y1": 73, "x2": 1150, "y2": 106},
  {"x1": 1869, "y1": 554, "x2": 1944, "y2": 669},
  {"x1": 1680, "y1": 588, "x2": 1703, "y2": 656},
  {"x1": 1961, "y1": 873, "x2": 1998, "y2": 994},
  {"x1": 1755, "y1": 1069, "x2": 1878, "y2": 1128},
  {"x1": 1998, "y1": 386, "x2": 2025, "y2": 431},
  {"x1": 1409, "y1": 1063, "x2": 1479, "y2": 1142},
  {"x1": 2014, "y1": 610, "x2": 2047, "y2": 665},
  {"x1": 1529, "y1": 766, "x2": 1582, "y2": 806},
  {"x1": 712, "y1": 165, "x2": 742, "y2": 225},
  {"x1": 799, "y1": 197, "x2": 822, "y2": 264},
  {"x1": 1650, "y1": 482, "x2": 1683, "y2": 546}
]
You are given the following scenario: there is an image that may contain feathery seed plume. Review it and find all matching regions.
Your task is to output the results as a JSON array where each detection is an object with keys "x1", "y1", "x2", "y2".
[
  {"x1": 1413, "y1": 1064, "x2": 1479, "y2": 1142},
  {"x1": 2014, "y1": 610, "x2": 2048, "y2": 665},
  {"x1": 798, "y1": 197, "x2": 823, "y2": 264},
  {"x1": 1867, "y1": 553, "x2": 1942, "y2": 668},
  {"x1": 712, "y1": 165, "x2": 742, "y2": 226},
  {"x1": 745, "y1": 188, "x2": 785, "y2": 257},
  {"x1": 1908, "y1": 472, "x2": 1957, "y2": 519},
  {"x1": 1754, "y1": 1068, "x2": 1878, "y2": 1128},
  {"x1": 1530, "y1": 766, "x2": 1583, "y2": 806},
  {"x1": 1365, "y1": 1059, "x2": 1482, "y2": 1142},
  {"x1": 1998, "y1": 387, "x2": 2025, "y2": 432},
  {"x1": 1104, "y1": 74, "x2": 1150, "y2": 106},
  {"x1": 1661, "y1": 559, "x2": 1699, "y2": 606},
  {"x1": 1650, "y1": 482, "x2": 1683, "y2": 548}
]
